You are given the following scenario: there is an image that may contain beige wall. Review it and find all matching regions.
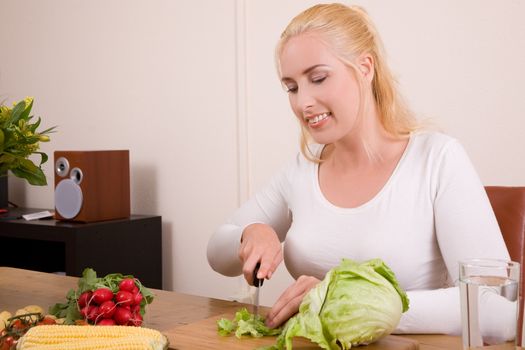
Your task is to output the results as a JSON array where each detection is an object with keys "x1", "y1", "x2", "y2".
[{"x1": 1, "y1": 0, "x2": 524, "y2": 306}]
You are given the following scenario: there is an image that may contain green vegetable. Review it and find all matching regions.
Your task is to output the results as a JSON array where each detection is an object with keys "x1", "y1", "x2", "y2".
[
  {"x1": 49, "y1": 268, "x2": 154, "y2": 325},
  {"x1": 217, "y1": 308, "x2": 282, "y2": 338},
  {"x1": 263, "y1": 258, "x2": 409, "y2": 350}
]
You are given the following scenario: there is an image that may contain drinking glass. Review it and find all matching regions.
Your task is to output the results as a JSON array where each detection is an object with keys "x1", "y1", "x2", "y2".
[{"x1": 459, "y1": 259, "x2": 520, "y2": 349}]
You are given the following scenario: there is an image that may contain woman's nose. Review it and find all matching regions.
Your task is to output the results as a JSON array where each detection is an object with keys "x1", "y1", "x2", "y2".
[{"x1": 295, "y1": 87, "x2": 315, "y2": 111}]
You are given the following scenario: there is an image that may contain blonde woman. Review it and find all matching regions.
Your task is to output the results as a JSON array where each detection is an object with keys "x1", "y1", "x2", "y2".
[{"x1": 207, "y1": 3, "x2": 512, "y2": 336}]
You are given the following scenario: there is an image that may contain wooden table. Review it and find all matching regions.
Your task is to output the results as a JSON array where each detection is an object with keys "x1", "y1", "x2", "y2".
[{"x1": 0, "y1": 267, "x2": 511, "y2": 349}]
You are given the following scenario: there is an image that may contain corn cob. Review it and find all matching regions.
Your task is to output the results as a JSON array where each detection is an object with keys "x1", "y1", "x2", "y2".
[{"x1": 16, "y1": 325, "x2": 169, "y2": 350}]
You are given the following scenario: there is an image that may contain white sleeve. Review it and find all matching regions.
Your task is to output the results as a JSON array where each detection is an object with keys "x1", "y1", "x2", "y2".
[
  {"x1": 395, "y1": 139, "x2": 512, "y2": 335},
  {"x1": 207, "y1": 161, "x2": 294, "y2": 277},
  {"x1": 396, "y1": 287, "x2": 516, "y2": 341},
  {"x1": 432, "y1": 139, "x2": 509, "y2": 278}
]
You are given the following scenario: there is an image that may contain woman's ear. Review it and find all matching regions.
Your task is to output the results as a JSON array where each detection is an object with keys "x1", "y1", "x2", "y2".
[{"x1": 357, "y1": 53, "x2": 374, "y2": 83}]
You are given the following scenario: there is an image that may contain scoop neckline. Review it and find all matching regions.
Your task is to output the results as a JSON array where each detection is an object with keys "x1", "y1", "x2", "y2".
[{"x1": 312, "y1": 134, "x2": 414, "y2": 213}]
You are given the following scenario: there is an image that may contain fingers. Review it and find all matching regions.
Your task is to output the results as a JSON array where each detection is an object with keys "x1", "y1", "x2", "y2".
[
  {"x1": 266, "y1": 294, "x2": 302, "y2": 328},
  {"x1": 242, "y1": 255, "x2": 260, "y2": 286},
  {"x1": 258, "y1": 248, "x2": 283, "y2": 281},
  {"x1": 265, "y1": 276, "x2": 320, "y2": 328},
  {"x1": 268, "y1": 276, "x2": 308, "y2": 319},
  {"x1": 242, "y1": 248, "x2": 282, "y2": 285},
  {"x1": 238, "y1": 223, "x2": 282, "y2": 285}
]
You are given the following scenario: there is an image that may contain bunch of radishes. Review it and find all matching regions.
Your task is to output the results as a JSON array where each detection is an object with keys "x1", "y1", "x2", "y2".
[{"x1": 77, "y1": 278, "x2": 144, "y2": 326}]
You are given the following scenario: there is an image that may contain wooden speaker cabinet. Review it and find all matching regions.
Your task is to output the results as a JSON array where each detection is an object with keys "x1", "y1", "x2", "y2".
[{"x1": 54, "y1": 150, "x2": 130, "y2": 222}]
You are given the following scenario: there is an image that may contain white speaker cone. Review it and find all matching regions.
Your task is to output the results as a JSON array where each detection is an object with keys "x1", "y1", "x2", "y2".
[{"x1": 55, "y1": 179, "x2": 83, "y2": 219}]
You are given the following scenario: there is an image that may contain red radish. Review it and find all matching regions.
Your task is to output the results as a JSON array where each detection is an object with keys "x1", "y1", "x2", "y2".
[
  {"x1": 78, "y1": 291, "x2": 93, "y2": 308},
  {"x1": 129, "y1": 313, "x2": 143, "y2": 326},
  {"x1": 133, "y1": 292, "x2": 143, "y2": 305},
  {"x1": 115, "y1": 290, "x2": 134, "y2": 307},
  {"x1": 119, "y1": 278, "x2": 136, "y2": 292},
  {"x1": 113, "y1": 307, "x2": 132, "y2": 325},
  {"x1": 87, "y1": 306, "x2": 100, "y2": 322},
  {"x1": 98, "y1": 300, "x2": 116, "y2": 318},
  {"x1": 97, "y1": 318, "x2": 116, "y2": 326},
  {"x1": 131, "y1": 304, "x2": 141, "y2": 315},
  {"x1": 80, "y1": 305, "x2": 95, "y2": 318},
  {"x1": 92, "y1": 288, "x2": 113, "y2": 304},
  {"x1": 131, "y1": 286, "x2": 139, "y2": 295}
]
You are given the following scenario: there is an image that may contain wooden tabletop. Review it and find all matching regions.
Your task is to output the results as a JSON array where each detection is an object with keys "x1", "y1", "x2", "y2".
[
  {"x1": 0, "y1": 266, "x2": 242, "y2": 331},
  {"x1": 0, "y1": 267, "x2": 511, "y2": 350}
]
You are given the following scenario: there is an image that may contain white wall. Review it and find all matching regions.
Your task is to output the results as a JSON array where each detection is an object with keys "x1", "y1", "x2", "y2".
[
  {"x1": 1, "y1": 0, "x2": 241, "y2": 300},
  {"x1": 1, "y1": 0, "x2": 524, "y2": 307}
]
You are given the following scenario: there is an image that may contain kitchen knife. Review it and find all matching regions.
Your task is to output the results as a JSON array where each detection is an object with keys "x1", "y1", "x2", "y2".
[{"x1": 253, "y1": 262, "x2": 263, "y2": 317}]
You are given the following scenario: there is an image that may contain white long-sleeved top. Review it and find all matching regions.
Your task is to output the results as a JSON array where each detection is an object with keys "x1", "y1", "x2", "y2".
[{"x1": 207, "y1": 131, "x2": 512, "y2": 335}]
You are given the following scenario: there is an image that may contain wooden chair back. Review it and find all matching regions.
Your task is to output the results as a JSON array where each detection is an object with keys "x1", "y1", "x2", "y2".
[{"x1": 485, "y1": 186, "x2": 525, "y2": 341}]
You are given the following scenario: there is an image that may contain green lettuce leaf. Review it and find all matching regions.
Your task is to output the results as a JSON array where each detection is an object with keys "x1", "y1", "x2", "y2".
[
  {"x1": 269, "y1": 258, "x2": 409, "y2": 350},
  {"x1": 217, "y1": 308, "x2": 282, "y2": 338}
]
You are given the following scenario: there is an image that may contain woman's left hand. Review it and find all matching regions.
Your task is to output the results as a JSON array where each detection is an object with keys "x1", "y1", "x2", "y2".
[{"x1": 265, "y1": 275, "x2": 320, "y2": 328}]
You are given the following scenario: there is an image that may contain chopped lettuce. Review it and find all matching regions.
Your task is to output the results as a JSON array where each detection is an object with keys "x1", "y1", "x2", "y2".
[
  {"x1": 217, "y1": 308, "x2": 282, "y2": 338},
  {"x1": 264, "y1": 258, "x2": 409, "y2": 350}
]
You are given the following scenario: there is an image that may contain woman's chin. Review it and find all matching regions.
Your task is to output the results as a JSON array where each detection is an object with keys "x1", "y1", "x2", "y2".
[{"x1": 308, "y1": 132, "x2": 335, "y2": 145}]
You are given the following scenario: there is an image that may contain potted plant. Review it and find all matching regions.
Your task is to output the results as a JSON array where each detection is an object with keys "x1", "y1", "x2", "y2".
[{"x1": 0, "y1": 97, "x2": 56, "y2": 209}]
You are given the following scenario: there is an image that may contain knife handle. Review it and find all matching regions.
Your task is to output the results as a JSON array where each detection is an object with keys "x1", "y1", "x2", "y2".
[{"x1": 253, "y1": 262, "x2": 264, "y2": 287}]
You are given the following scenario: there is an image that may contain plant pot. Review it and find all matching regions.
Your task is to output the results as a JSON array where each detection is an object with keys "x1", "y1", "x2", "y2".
[{"x1": 0, "y1": 173, "x2": 7, "y2": 209}]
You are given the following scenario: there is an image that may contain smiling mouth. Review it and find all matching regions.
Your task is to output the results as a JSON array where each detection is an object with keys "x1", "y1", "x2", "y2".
[{"x1": 305, "y1": 112, "x2": 331, "y2": 125}]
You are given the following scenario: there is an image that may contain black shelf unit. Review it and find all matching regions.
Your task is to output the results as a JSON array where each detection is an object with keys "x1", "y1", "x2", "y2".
[{"x1": 0, "y1": 208, "x2": 162, "y2": 289}]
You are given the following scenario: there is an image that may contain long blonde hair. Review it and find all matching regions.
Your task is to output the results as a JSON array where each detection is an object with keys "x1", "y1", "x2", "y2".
[{"x1": 276, "y1": 3, "x2": 419, "y2": 162}]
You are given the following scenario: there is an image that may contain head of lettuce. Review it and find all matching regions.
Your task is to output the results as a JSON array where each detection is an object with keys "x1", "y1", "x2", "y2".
[{"x1": 263, "y1": 258, "x2": 409, "y2": 350}]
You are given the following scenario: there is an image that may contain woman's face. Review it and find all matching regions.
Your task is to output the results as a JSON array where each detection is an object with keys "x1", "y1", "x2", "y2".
[{"x1": 279, "y1": 33, "x2": 363, "y2": 145}]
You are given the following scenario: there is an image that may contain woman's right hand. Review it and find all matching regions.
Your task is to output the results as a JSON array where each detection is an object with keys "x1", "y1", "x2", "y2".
[{"x1": 239, "y1": 223, "x2": 283, "y2": 285}]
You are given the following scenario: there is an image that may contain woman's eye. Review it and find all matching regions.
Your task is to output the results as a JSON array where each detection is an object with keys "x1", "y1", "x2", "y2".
[
  {"x1": 312, "y1": 76, "x2": 327, "y2": 84},
  {"x1": 285, "y1": 85, "x2": 298, "y2": 93}
]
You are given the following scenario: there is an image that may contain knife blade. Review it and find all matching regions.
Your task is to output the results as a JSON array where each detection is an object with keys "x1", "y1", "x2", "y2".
[{"x1": 253, "y1": 262, "x2": 263, "y2": 317}]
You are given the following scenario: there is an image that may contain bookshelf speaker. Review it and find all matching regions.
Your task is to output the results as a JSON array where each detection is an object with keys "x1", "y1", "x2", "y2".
[{"x1": 54, "y1": 150, "x2": 130, "y2": 222}]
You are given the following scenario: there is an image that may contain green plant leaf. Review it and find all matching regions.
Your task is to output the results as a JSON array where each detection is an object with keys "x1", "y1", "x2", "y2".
[
  {"x1": 78, "y1": 268, "x2": 99, "y2": 292},
  {"x1": 48, "y1": 301, "x2": 70, "y2": 319},
  {"x1": 19, "y1": 98, "x2": 33, "y2": 121},
  {"x1": 35, "y1": 151, "x2": 49, "y2": 165},
  {"x1": 28, "y1": 116, "x2": 41, "y2": 133},
  {"x1": 7, "y1": 100, "x2": 26, "y2": 126},
  {"x1": 1, "y1": 98, "x2": 56, "y2": 186},
  {"x1": 10, "y1": 162, "x2": 47, "y2": 185},
  {"x1": 18, "y1": 135, "x2": 40, "y2": 145},
  {"x1": 38, "y1": 125, "x2": 57, "y2": 135},
  {"x1": 0, "y1": 153, "x2": 16, "y2": 163}
]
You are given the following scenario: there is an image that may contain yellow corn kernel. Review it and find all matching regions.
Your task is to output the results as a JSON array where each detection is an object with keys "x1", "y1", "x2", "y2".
[
  {"x1": 16, "y1": 325, "x2": 168, "y2": 350},
  {"x1": 18, "y1": 336, "x2": 162, "y2": 350}
]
